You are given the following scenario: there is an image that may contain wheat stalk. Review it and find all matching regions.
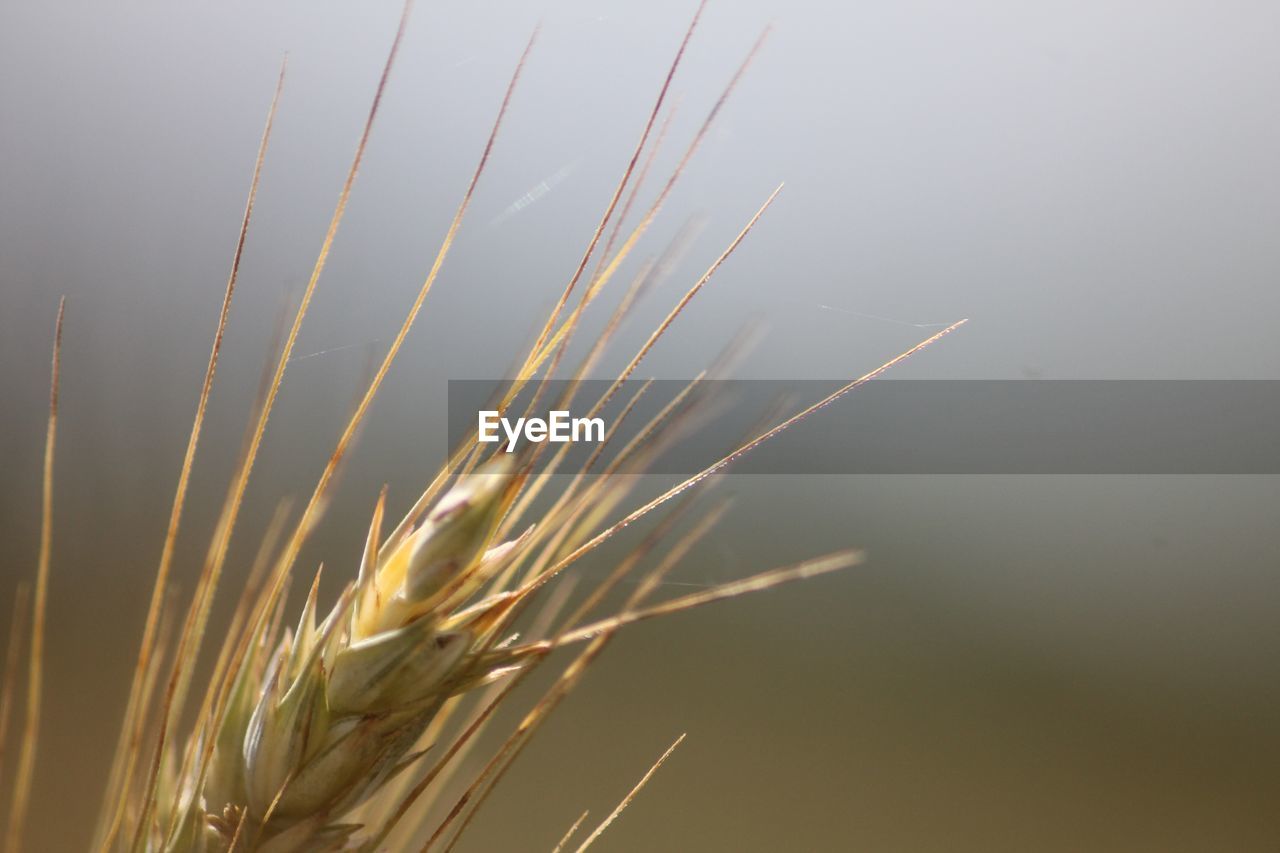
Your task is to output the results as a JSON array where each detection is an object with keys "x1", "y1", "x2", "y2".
[{"x1": 0, "y1": 2, "x2": 967, "y2": 850}]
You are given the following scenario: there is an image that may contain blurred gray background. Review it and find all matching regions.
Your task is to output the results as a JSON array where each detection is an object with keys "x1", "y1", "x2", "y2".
[{"x1": 2, "y1": 0, "x2": 1279, "y2": 850}]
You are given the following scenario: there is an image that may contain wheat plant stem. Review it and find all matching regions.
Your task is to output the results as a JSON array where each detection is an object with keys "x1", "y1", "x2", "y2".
[
  {"x1": 5, "y1": 298, "x2": 63, "y2": 853},
  {"x1": 515, "y1": 0, "x2": 708, "y2": 386},
  {"x1": 519, "y1": 26, "x2": 772, "y2": 386},
  {"x1": 0, "y1": 584, "x2": 31, "y2": 793},
  {"x1": 522, "y1": 320, "x2": 969, "y2": 606},
  {"x1": 551, "y1": 811, "x2": 590, "y2": 853},
  {"x1": 574, "y1": 733, "x2": 686, "y2": 852}
]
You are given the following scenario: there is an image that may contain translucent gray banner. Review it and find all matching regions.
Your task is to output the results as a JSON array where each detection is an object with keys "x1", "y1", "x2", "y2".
[{"x1": 447, "y1": 380, "x2": 1280, "y2": 474}]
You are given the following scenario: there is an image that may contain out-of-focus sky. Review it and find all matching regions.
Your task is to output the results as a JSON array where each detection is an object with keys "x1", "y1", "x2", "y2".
[{"x1": 2, "y1": 1, "x2": 1278, "y2": 850}]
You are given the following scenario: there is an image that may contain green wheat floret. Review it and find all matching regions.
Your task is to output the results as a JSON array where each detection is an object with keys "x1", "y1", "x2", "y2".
[{"x1": 193, "y1": 464, "x2": 520, "y2": 849}]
